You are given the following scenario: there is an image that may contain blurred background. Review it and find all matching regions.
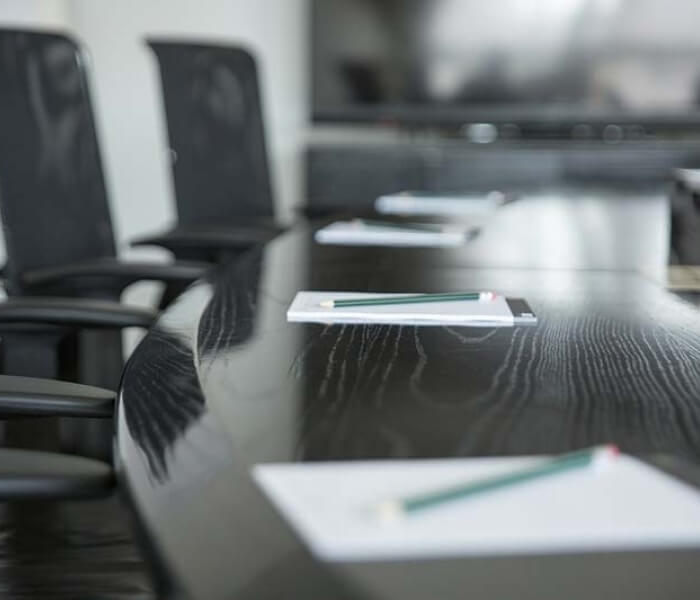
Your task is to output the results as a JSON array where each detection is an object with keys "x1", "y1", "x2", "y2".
[
  {"x1": 5, "y1": 0, "x2": 700, "y2": 248},
  {"x1": 4, "y1": 0, "x2": 700, "y2": 314},
  {"x1": 315, "y1": 0, "x2": 700, "y2": 119}
]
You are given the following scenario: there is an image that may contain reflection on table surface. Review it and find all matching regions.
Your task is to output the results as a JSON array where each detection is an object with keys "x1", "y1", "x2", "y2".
[{"x1": 117, "y1": 187, "x2": 700, "y2": 600}]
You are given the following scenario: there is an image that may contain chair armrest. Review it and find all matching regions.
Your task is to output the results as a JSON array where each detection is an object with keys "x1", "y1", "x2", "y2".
[
  {"x1": 0, "y1": 297, "x2": 156, "y2": 329},
  {"x1": 0, "y1": 447, "x2": 113, "y2": 500},
  {"x1": 131, "y1": 224, "x2": 284, "y2": 253},
  {"x1": 21, "y1": 258, "x2": 208, "y2": 294},
  {"x1": 0, "y1": 375, "x2": 114, "y2": 418}
]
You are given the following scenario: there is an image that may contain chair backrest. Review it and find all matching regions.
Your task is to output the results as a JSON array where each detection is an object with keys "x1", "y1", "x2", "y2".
[
  {"x1": 0, "y1": 29, "x2": 116, "y2": 289},
  {"x1": 147, "y1": 39, "x2": 274, "y2": 225}
]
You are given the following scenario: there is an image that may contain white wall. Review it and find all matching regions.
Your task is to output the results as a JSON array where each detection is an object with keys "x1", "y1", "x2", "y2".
[{"x1": 0, "y1": 0, "x2": 69, "y2": 27}]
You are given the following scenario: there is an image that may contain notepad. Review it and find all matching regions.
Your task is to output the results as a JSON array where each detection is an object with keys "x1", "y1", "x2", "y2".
[
  {"x1": 314, "y1": 220, "x2": 471, "y2": 247},
  {"x1": 286, "y1": 292, "x2": 523, "y2": 326},
  {"x1": 376, "y1": 191, "x2": 505, "y2": 217},
  {"x1": 253, "y1": 455, "x2": 700, "y2": 562},
  {"x1": 674, "y1": 168, "x2": 700, "y2": 190}
]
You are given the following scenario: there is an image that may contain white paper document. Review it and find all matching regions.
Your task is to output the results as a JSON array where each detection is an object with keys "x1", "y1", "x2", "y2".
[
  {"x1": 376, "y1": 191, "x2": 504, "y2": 217},
  {"x1": 253, "y1": 455, "x2": 700, "y2": 562},
  {"x1": 286, "y1": 291, "x2": 516, "y2": 326},
  {"x1": 314, "y1": 220, "x2": 470, "y2": 247},
  {"x1": 674, "y1": 168, "x2": 700, "y2": 191}
]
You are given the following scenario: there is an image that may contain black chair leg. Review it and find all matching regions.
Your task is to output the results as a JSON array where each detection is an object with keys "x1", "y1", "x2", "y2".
[
  {"x1": 0, "y1": 332, "x2": 67, "y2": 453},
  {"x1": 0, "y1": 330, "x2": 120, "y2": 461},
  {"x1": 0, "y1": 332, "x2": 66, "y2": 379},
  {"x1": 60, "y1": 329, "x2": 124, "y2": 460}
]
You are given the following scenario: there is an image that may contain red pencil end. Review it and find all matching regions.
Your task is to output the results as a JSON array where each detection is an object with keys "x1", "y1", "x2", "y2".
[{"x1": 606, "y1": 444, "x2": 620, "y2": 457}]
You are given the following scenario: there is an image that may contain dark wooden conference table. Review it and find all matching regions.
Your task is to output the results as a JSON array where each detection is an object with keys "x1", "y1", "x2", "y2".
[{"x1": 117, "y1": 185, "x2": 700, "y2": 599}]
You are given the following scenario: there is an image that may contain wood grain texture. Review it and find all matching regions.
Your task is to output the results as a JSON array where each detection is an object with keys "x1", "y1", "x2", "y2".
[{"x1": 117, "y1": 190, "x2": 700, "y2": 600}]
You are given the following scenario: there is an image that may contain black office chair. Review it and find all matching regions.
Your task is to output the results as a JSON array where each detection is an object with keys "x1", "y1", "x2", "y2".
[
  {"x1": 0, "y1": 29, "x2": 206, "y2": 302},
  {"x1": 0, "y1": 296, "x2": 156, "y2": 460},
  {"x1": 0, "y1": 373, "x2": 113, "y2": 418},
  {"x1": 0, "y1": 448, "x2": 112, "y2": 500},
  {"x1": 0, "y1": 29, "x2": 208, "y2": 387},
  {"x1": 0, "y1": 374, "x2": 115, "y2": 500},
  {"x1": 0, "y1": 302, "x2": 146, "y2": 496},
  {"x1": 670, "y1": 168, "x2": 700, "y2": 265},
  {"x1": 132, "y1": 39, "x2": 284, "y2": 264},
  {"x1": 0, "y1": 296, "x2": 157, "y2": 391}
]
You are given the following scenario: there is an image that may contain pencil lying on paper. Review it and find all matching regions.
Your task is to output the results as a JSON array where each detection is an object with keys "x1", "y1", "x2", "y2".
[
  {"x1": 320, "y1": 292, "x2": 495, "y2": 308},
  {"x1": 375, "y1": 444, "x2": 619, "y2": 521}
]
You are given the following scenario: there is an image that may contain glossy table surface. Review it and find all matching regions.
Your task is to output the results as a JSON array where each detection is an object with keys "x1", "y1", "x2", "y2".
[{"x1": 117, "y1": 186, "x2": 700, "y2": 599}]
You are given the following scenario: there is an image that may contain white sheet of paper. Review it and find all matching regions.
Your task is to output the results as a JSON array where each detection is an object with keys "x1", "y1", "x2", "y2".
[
  {"x1": 314, "y1": 221, "x2": 469, "y2": 247},
  {"x1": 286, "y1": 291, "x2": 515, "y2": 326},
  {"x1": 674, "y1": 168, "x2": 700, "y2": 191},
  {"x1": 253, "y1": 455, "x2": 700, "y2": 562},
  {"x1": 376, "y1": 191, "x2": 503, "y2": 216}
]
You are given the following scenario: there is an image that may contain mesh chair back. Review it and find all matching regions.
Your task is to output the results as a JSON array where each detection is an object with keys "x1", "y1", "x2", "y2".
[
  {"x1": 0, "y1": 30, "x2": 116, "y2": 291},
  {"x1": 147, "y1": 40, "x2": 274, "y2": 225}
]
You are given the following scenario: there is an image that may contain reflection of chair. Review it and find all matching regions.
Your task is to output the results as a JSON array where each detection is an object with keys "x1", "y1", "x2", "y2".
[
  {"x1": 121, "y1": 329, "x2": 205, "y2": 480},
  {"x1": 0, "y1": 375, "x2": 115, "y2": 500},
  {"x1": 132, "y1": 40, "x2": 283, "y2": 264},
  {"x1": 122, "y1": 250, "x2": 262, "y2": 479}
]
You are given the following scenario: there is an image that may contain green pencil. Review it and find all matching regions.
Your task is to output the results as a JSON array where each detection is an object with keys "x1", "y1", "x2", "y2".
[
  {"x1": 320, "y1": 291, "x2": 495, "y2": 308},
  {"x1": 376, "y1": 444, "x2": 619, "y2": 521}
]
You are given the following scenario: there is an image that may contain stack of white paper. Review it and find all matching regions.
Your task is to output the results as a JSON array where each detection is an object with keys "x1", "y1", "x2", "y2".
[
  {"x1": 376, "y1": 191, "x2": 505, "y2": 217},
  {"x1": 253, "y1": 455, "x2": 700, "y2": 562},
  {"x1": 674, "y1": 168, "x2": 700, "y2": 191},
  {"x1": 286, "y1": 291, "x2": 515, "y2": 326},
  {"x1": 314, "y1": 220, "x2": 470, "y2": 247}
]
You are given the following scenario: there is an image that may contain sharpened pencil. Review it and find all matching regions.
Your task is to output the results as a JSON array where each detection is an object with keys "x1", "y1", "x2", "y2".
[{"x1": 375, "y1": 445, "x2": 619, "y2": 521}]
